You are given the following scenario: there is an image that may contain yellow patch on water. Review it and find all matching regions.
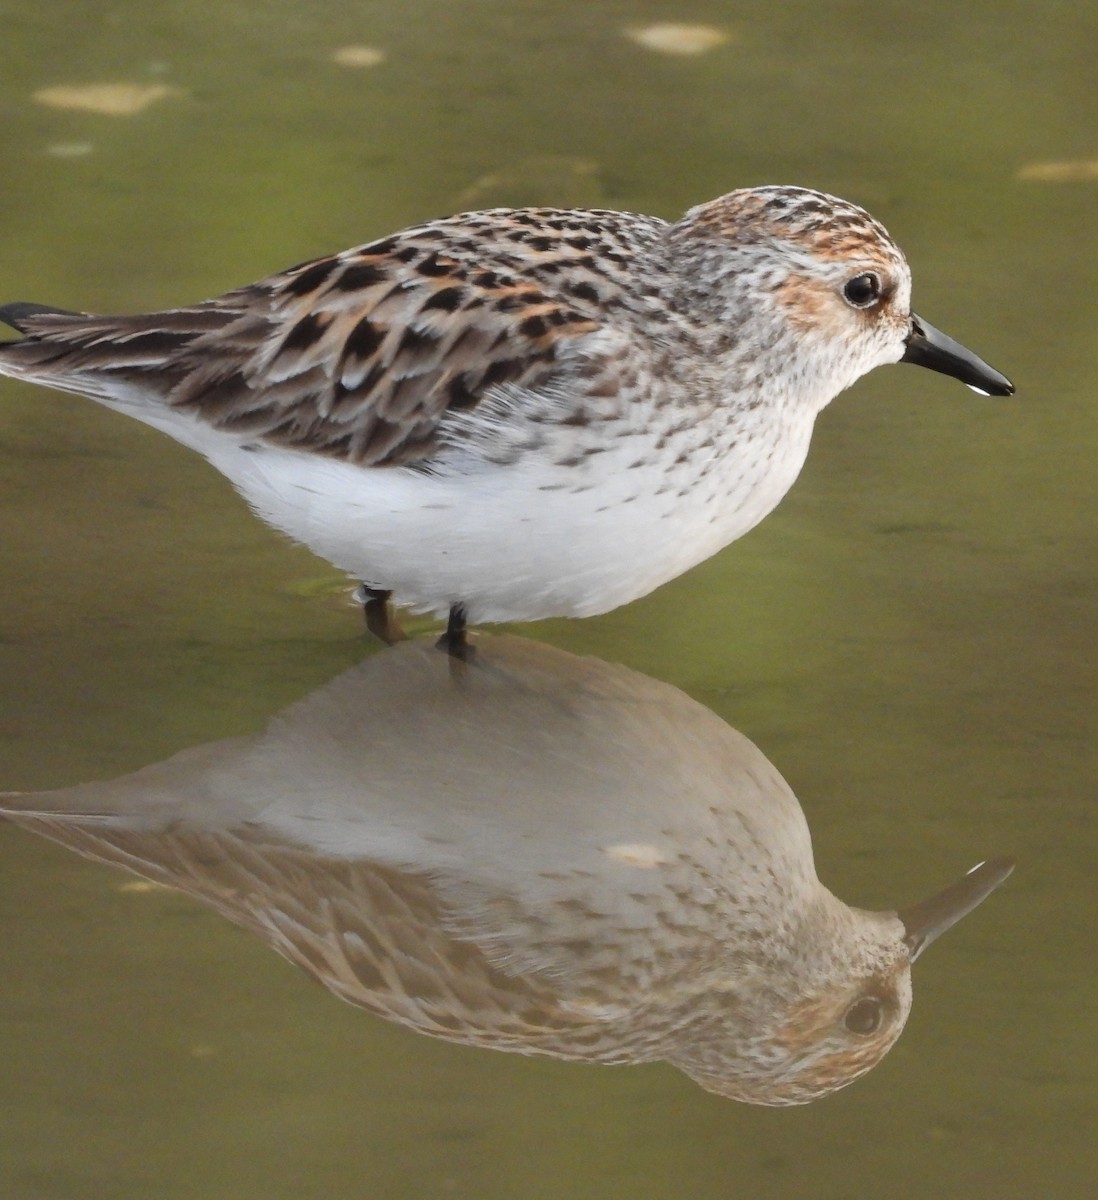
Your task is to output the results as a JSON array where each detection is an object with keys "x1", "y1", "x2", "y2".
[
  {"x1": 331, "y1": 45, "x2": 386, "y2": 68},
  {"x1": 1016, "y1": 160, "x2": 1098, "y2": 182},
  {"x1": 455, "y1": 155, "x2": 604, "y2": 210},
  {"x1": 624, "y1": 23, "x2": 732, "y2": 56},
  {"x1": 44, "y1": 142, "x2": 95, "y2": 158},
  {"x1": 601, "y1": 842, "x2": 669, "y2": 868},
  {"x1": 33, "y1": 82, "x2": 180, "y2": 116}
]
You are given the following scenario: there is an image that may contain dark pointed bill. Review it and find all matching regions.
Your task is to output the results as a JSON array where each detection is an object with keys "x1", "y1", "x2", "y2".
[
  {"x1": 902, "y1": 314, "x2": 1015, "y2": 397},
  {"x1": 899, "y1": 857, "x2": 1014, "y2": 961}
]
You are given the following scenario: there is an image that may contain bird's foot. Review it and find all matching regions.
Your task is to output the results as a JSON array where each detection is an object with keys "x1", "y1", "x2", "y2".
[
  {"x1": 436, "y1": 604, "x2": 474, "y2": 662},
  {"x1": 355, "y1": 585, "x2": 407, "y2": 646}
]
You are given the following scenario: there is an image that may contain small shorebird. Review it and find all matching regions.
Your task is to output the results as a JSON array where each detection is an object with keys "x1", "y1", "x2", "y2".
[
  {"x1": 0, "y1": 187, "x2": 1013, "y2": 652},
  {"x1": 0, "y1": 635, "x2": 1012, "y2": 1103}
]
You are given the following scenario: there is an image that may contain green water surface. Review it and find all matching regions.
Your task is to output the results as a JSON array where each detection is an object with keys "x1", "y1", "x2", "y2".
[{"x1": 1, "y1": 2, "x2": 1095, "y2": 1198}]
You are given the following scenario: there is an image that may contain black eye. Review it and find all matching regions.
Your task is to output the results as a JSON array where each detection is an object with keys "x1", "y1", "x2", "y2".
[
  {"x1": 843, "y1": 272, "x2": 882, "y2": 308},
  {"x1": 843, "y1": 996, "x2": 885, "y2": 1035}
]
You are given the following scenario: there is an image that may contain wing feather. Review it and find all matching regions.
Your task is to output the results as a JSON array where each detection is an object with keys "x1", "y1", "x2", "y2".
[{"x1": 0, "y1": 208, "x2": 662, "y2": 466}]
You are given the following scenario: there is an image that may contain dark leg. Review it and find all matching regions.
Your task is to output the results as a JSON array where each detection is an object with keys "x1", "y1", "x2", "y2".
[
  {"x1": 436, "y1": 603, "x2": 472, "y2": 660},
  {"x1": 359, "y1": 585, "x2": 406, "y2": 646}
]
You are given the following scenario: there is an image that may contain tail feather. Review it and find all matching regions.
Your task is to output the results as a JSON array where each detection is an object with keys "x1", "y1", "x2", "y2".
[
  {"x1": 0, "y1": 302, "x2": 258, "y2": 408},
  {"x1": 0, "y1": 302, "x2": 88, "y2": 333}
]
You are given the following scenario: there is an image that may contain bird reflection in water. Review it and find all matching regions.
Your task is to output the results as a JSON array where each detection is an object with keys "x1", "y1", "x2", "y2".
[{"x1": 0, "y1": 636, "x2": 1011, "y2": 1105}]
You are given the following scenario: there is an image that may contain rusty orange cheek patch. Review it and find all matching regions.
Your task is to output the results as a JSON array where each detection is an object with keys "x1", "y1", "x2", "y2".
[{"x1": 772, "y1": 275, "x2": 847, "y2": 334}]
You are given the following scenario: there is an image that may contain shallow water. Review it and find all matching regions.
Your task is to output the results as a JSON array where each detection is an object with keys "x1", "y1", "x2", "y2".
[{"x1": 1, "y1": 1, "x2": 1095, "y2": 1198}]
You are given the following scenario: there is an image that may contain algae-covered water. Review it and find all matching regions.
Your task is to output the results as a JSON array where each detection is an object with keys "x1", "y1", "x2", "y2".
[{"x1": 1, "y1": 2, "x2": 1095, "y2": 1198}]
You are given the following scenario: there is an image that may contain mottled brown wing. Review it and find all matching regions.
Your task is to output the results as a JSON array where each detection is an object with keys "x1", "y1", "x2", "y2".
[
  {"x1": 0, "y1": 218, "x2": 612, "y2": 467},
  {"x1": 0, "y1": 809, "x2": 604, "y2": 1048}
]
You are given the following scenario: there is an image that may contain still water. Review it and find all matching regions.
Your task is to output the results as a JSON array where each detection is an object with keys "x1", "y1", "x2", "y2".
[{"x1": 0, "y1": 1, "x2": 1094, "y2": 1198}]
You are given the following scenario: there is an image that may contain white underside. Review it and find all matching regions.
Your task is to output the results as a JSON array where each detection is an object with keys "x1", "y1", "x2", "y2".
[
  {"x1": 41, "y1": 384, "x2": 818, "y2": 623},
  {"x1": 203, "y1": 420, "x2": 815, "y2": 624}
]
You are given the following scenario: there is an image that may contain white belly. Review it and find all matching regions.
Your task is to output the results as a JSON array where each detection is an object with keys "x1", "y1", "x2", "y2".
[{"x1": 206, "y1": 413, "x2": 816, "y2": 623}]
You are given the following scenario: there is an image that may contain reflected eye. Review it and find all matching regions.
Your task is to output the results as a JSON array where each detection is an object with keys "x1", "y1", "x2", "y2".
[
  {"x1": 843, "y1": 996, "x2": 885, "y2": 1035},
  {"x1": 843, "y1": 272, "x2": 882, "y2": 309}
]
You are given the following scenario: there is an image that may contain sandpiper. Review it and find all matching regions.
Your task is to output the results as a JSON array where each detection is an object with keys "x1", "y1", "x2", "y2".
[
  {"x1": 0, "y1": 635, "x2": 1013, "y2": 1103},
  {"x1": 0, "y1": 187, "x2": 1013, "y2": 652}
]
